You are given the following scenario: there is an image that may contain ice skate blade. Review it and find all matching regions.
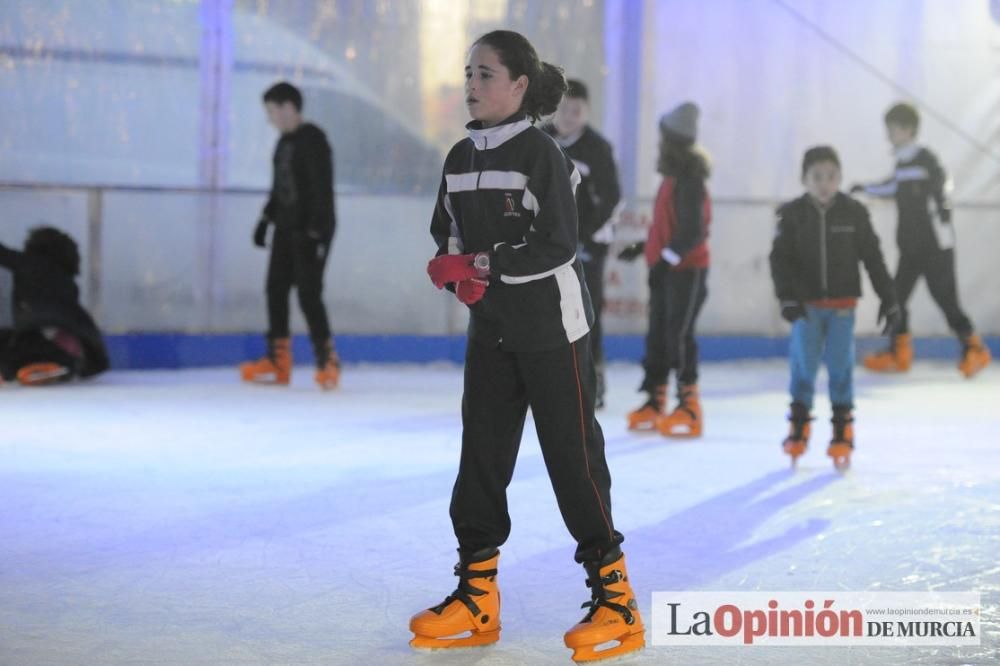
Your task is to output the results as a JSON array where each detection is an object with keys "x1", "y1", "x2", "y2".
[
  {"x1": 862, "y1": 359, "x2": 909, "y2": 373},
  {"x1": 784, "y1": 441, "x2": 806, "y2": 468},
  {"x1": 655, "y1": 411, "x2": 702, "y2": 438},
  {"x1": 627, "y1": 425, "x2": 660, "y2": 434},
  {"x1": 827, "y1": 444, "x2": 852, "y2": 472},
  {"x1": 568, "y1": 633, "x2": 645, "y2": 663},
  {"x1": 659, "y1": 426, "x2": 702, "y2": 439},
  {"x1": 409, "y1": 629, "x2": 499, "y2": 650},
  {"x1": 959, "y1": 356, "x2": 990, "y2": 379},
  {"x1": 241, "y1": 373, "x2": 290, "y2": 386},
  {"x1": 314, "y1": 366, "x2": 341, "y2": 391},
  {"x1": 17, "y1": 364, "x2": 70, "y2": 386},
  {"x1": 626, "y1": 420, "x2": 658, "y2": 432}
]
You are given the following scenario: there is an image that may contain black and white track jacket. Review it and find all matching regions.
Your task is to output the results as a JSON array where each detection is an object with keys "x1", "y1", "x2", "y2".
[
  {"x1": 542, "y1": 124, "x2": 621, "y2": 256},
  {"x1": 859, "y1": 143, "x2": 954, "y2": 255},
  {"x1": 430, "y1": 114, "x2": 594, "y2": 353}
]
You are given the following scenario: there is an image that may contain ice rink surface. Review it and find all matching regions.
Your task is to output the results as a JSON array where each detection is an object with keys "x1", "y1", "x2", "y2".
[{"x1": 1, "y1": 360, "x2": 997, "y2": 665}]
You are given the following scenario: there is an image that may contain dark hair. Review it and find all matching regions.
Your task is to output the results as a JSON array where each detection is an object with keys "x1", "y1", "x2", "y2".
[
  {"x1": 801, "y1": 145, "x2": 841, "y2": 177},
  {"x1": 262, "y1": 81, "x2": 303, "y2": 112},
  {"x1": 473, "y1": 30, "x2": 567, "y2": 121},
  {"x1": 657, "y1": 137, "x2": 711, "y2": 179},
  {"x1": 565, "y1": 79, "x2": 589, "y2": 102},
  {"x1": 25, "y1": 226, "x2": 80, "y2": 276},
  {"x1": 884, "y1": 102, "x2": 919, "y2": 132}
]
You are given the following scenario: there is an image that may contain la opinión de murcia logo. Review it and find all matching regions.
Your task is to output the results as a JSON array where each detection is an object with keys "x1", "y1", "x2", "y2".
[
  {"x1": 664, "y1": 599, "x2": 977, "y2": 645},
  {"x1": 651, "y1": 592, "x2": 981, "y2": 647}
]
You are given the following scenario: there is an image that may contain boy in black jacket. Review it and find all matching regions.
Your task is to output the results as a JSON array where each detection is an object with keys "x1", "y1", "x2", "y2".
[
  {"x1": 770, "y1": 147, "x2": 899, "y2": 470},
  {"x1": 852, "y1": 102, "x2": 990, "y2": 378},
  {"x1": 543, "y1": 79, "x2": 621, "y2": 407},
  {"x1": 239, "y1": 81, "x2": 341, "y2": 390},
  {"x1": 0, "y1": 227, "x2": 109, "y2": 385}
]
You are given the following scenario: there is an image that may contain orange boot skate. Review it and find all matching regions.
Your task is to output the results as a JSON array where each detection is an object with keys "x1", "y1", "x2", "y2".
[
  {"x1": 627, "y1": 384, "x2": 665, "y2": 431},
  {"x1": 864, "y1": 333, "x2": 913, "y2": 373},
  {"x1": 564, "y1": 550, "x2": 645, "y2": 663},
  {"x1": 783, "y1": 402, "x2": 812, "y2": 466},
  {"x1": 410, "y1": 549, "x2": 501, "y2": 650},
  {"x1": 239, "y1": 337, "x2": 291, "y2": 385},
  {"x1": 958, "y1": 334, "x2": 991, "y2": 379},
  {"x1": 656, "y1": 383, "x2": 702, "y2": 438},
  {"x1": 827, "y1": 405, "x2": 854, "y2": 472},
  {"x1": 17, "y1": 362, "x2": 73, "y2": 386},
  {"x1": 313, "y1": 339, "x2": 341, "y2": 391}
]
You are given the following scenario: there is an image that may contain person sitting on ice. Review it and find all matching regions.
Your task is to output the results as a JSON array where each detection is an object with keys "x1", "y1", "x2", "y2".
[
  {"x1": 769, "y1": 146, "x2": 899, "y2": 470},
  {"x1": 0, "y1": 226, "x2": 109, "y2": 386}
]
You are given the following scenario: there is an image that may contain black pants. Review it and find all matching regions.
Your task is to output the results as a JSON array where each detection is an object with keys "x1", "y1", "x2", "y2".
[
  {"x1": 894, "y1": 249, "x2": 973, "y2": 338},
  {"x1": 641, "y1": 265, "x2": 708, "y2": 393},
  {"x1": 0, "y1": 329, "x2": 78, "y2": 381},
  {"x1": 450, "y1": 334, "x2": 624, "y2": 564},
  {"x1": 266, "y1": 229, "x2": 333, "y2": 359},
  {"x1": 581, "y1": 246, "x2": 608, "y2": 367}
]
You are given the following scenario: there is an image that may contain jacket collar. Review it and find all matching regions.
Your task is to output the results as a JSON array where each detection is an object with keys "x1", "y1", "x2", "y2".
[
  {"x1": 553, "y1": 126, "x2": 585, "y2": 149},
  {"x1": 894, "y1": 142, "x2": 920, "y2": 162},
  {"x1": 804, "y1": 192, "x2": 844, "y2": 213},
  {"x1": 466, "y1": 114, "x2": 532, "y2": 151}
]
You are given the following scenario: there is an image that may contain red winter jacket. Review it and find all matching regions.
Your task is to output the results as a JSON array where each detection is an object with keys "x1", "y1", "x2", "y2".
[{"x1": 644, "y1": 175, "x2": 711, "y2": 270}]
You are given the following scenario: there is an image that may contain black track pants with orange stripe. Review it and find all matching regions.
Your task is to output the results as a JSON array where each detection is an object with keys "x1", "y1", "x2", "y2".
[{"x1": 450, "y1": 333, "x2": 624, "y2": 564}]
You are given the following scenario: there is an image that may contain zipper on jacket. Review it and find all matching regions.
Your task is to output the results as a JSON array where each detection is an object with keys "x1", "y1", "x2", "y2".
[{"x1": 819, "y1": 207, "x2": 828, "y2": 296}]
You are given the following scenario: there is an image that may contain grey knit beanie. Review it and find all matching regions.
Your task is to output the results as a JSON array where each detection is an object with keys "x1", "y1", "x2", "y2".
[{"x1": 659, "y1": 102, "x2": 699, "y2": 142}]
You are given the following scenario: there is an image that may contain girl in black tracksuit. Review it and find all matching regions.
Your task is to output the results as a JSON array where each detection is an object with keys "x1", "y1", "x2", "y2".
[{"x1": 410, "y1": 30, "x2": 644, "y2": 662}]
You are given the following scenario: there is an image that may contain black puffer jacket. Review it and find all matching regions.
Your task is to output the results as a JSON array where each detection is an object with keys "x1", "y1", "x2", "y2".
[{"x1": 770, "y1": 192, "x2": 896, "y2": 307}]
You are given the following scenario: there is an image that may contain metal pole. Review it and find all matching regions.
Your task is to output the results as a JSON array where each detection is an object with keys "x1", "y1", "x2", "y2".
[
  {"x1": 602, "y1": 0, "x2": 644, "y2": 202},
  {"x1": 86, "y1": 188, "x2": 103, "y2": 320}
]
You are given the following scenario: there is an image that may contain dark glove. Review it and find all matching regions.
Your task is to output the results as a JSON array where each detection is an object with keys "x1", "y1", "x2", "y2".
[
  {"x1": 848, "y1": 183, "x2": 866, "y2": 195},
  {"x1": 617, "y1": 241, "x2": 645, "y2": 262},
  {"x1": 780, "y1": 300, "x2": 807, "y2": 323},
  {"x1": 455, "y1": 278, "x2": 488, "y2": 305},
  {"x1": 253, "y1": 217, "x2": 271, "y2": 248},
  {"x1": 878, "y1": 301, "x2": 902, "y2": 336}
]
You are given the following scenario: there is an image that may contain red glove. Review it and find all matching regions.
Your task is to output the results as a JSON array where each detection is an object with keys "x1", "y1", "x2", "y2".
[
  {"x1": 427, "y1": 253, "x2": 486, "y2": 289},
  {"x1": 456, "y1": 278, "x2": 488, "y2": 305}
]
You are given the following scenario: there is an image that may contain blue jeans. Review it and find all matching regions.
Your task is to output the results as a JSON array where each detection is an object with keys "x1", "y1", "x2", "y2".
[{"x1": 789, "y1": 305, "x2": 855, "y2": 410}]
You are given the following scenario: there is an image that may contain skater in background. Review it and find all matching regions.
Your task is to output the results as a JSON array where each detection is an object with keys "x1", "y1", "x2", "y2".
[
  {"x1": 851, "y1": 102, "x2": 991, "y2": 378},
  {"x1": 411, "y1": 30, "x2": 644, "y2": 662},
  {"x1": 0, "y1": 227, "x2": 109, "y2": 385},
  {"x1": 543, "y1": 79, "x2": 622, "y2": 408},
  {"x1": 239, "y1": 81, "x2": 342, "y2": 390},
  {"x1": 622, "y1": 102, "x2": 712, "y2": 439},
  {"x1": 771, "y1": 146, "x2": 900, "y2": 470}
]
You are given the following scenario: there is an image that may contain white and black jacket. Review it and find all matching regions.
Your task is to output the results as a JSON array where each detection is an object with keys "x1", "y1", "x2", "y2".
[
  {"x1": 430, "y1": 114, "x2": 594, "y2": 353},
  {"x1": 542, "y1": 124, "x2": 621, "y2": 255},
  {"x1": 859, "y1": 143, "x2": 953, "y2": 255}
]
